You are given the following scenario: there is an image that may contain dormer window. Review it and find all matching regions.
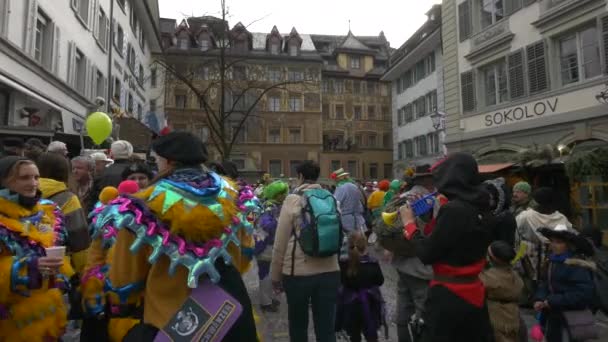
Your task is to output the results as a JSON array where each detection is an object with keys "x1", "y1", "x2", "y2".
[
  {"x1": 271, "y1": 43, "x2": 280, "y2": 55},
  {"x1": 351, "y1": 56, "x2": 361, "y2": 69},
  {"x1": 178, "y1": 35, "x2": 189, "y2": 50},
  {"x1": 200, "y1": 39, "x2": 209, "y2": 51},
  {"x1": 234, "y1": 39, "x2": 248, "y2": 53},
  {"x1": 289, "y1": 44, "x2": 298, "y2": 56}
]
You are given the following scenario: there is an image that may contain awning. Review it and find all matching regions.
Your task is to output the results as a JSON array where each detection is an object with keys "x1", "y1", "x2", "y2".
[
  {"x1": 0, "y1": 74, "x2": 62, "y2": 113},
  {"x1": 0, "y1": 126, "x2": 54, "y2": 137},
  {"x1": 478, "y1": 163, "x2": 514, "y2": 173}
]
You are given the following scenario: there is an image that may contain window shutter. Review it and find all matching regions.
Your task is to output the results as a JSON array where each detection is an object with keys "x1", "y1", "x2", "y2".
[
  {"x1": 84, "y1": 59, "x2": 92, "y2": 97},
  {"x1": 105, "y1": 17, "x2": 110, "y2": 50},
  {"x1": 526, "y1": 41, "x2": 548, "y2": 93},
  {"x1": 602, "y1": 16, "x2": 608, "y2": 74},
  {"x1": 67, "y1": 41, "x2": 75, "y2": 86},
  {"x1": 508, "y1": 50, "x2": 525, "y2": 99},
  {"x1": 23, "y1": 0, "x2": 38, "y2": 55},
  {"x1": 461, "y1": 71, "x2": 475, "y2": 112},
  {"x1": 458, "y1": 0, "x2": 472, "y2": 42},
  {"x1": 52, "y1": 24, "x2": 61, "y2": 75},
  {"x1": 112, "y1": 18, "x2": 117, "y2": 47},
  {"x1": 90, "y1": 0, "x2": 98, "y2": 29},
  {"x1": 103, "y1": 75, "x2": 108, "y2": 100}
]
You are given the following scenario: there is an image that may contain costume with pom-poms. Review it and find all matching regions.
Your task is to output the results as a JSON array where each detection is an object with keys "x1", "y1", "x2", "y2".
[
  {"x1": 84, "y1": 168, "x2": 261, "y2": 340},
  {"x1": 0, "y1": 191, "x2": 73, "y2": 342}
]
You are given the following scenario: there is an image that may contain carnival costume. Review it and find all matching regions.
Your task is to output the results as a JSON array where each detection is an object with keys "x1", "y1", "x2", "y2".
[
  {"x1": 0, "y1": 188, "x2": 73, "y2": 341},
  {"x1": 82, "y1": 167, "x2": 261, "y2": 341}
]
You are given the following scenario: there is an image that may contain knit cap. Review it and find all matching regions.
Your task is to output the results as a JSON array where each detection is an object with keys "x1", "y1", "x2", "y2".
[{"x1": 512, "y1": 181, "x2": 531, "y2": 194}]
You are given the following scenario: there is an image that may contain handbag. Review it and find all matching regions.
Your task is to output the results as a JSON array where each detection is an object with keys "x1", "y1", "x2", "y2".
[{"x1": 561, "y1": 310, "x2": 598, "y2": 341}]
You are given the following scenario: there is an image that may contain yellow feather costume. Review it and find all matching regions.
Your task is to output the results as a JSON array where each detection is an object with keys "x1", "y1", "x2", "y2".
[{"x1": 0, "y1": 195, "x2": 73, "y2": 342}]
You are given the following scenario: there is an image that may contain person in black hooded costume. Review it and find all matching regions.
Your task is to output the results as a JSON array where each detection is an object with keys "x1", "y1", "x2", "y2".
[
  {"x1": 484, "y1": 177, "x2": 517, "y2": 247},
  {"x1": 400, "y1": 152, "x2": 494, "y2": 342}
]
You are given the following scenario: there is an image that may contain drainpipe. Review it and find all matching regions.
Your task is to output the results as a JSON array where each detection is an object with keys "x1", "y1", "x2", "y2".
[{"x1": 106, "y1": 0, "x2": 115, "y2": 114}]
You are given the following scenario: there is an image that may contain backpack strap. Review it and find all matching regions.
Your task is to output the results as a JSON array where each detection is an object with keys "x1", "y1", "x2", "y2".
[{"x1": 290, "y1": 190, "x2": 307, "y2": 276}]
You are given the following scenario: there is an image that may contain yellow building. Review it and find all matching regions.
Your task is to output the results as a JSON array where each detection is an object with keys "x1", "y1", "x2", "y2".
[{"x1": 312, "y1": 32, "x2": 393, "y2": 180}]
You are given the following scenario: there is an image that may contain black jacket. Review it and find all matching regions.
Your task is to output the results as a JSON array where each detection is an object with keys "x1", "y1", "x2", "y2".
[
  {"x1": 534, "y1": 256, "x2": 595, "y2": 310},
  {"x1": 97, "y1": 159, "x2": 131, "y2": 189}
]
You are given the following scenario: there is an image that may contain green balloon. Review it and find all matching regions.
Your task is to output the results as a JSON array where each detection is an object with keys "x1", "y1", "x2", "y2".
[
  {"x1": 86, "y1": 112, "x2": 113, "y2": 145},
  {"x1": 389, "y1": 179, "x2": 401, "y2": 191}
]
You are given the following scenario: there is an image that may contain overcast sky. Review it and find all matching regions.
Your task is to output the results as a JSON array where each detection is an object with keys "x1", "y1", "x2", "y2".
[{"x1": 159, "y1": 0, "x2": 442, "y2": 48}]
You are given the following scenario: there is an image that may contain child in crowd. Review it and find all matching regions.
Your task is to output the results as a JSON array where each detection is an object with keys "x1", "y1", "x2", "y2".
[
  {"x1": 480, "y1": 241, "x2": 524, "y2": 342},
  {"x1": 534, "y1": 225, "x2": 597, "y2": 342},
  {"x1": 336, "y1": 231, "x2": 385, "y2": 342}
]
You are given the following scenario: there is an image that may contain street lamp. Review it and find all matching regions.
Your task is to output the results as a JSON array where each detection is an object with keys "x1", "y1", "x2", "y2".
[
  {"x1": 430, "y1": 111, "x2": 446, "y2": 131},
  {"x1": 595, "y1": 83, "x2": 608, "y2": 104}
]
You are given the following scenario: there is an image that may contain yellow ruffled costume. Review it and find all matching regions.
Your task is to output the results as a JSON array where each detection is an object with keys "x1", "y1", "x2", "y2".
[
  {"x1": 82, "y1": 172, "x2": 259, "y2": 341},
  {"x1": 0, "y1": 195, "x2": 73, "y2": 342}
]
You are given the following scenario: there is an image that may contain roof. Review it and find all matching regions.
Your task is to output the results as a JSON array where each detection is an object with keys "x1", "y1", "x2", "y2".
[
  {"x1": 337, "y1": 31, "x2": 374, "y2": 52},
  {"x1": 478, "y1": 163, "x2": 514, "y2": 174}
]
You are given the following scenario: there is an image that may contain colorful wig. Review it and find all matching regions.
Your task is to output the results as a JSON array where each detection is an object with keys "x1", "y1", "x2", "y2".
[{"x1": 262, "y1": 180, "x2": 289, "y2": 201}]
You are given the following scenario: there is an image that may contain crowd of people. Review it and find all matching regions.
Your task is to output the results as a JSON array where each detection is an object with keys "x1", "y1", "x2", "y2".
[{"x1": 0, "y1": 134, "x2": 605, "y2": 342}]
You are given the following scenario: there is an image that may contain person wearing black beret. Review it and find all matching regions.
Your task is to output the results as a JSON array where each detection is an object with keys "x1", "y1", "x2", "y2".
[{"x1": 121, "y1": 162, "x2": 154, "y2": 190}]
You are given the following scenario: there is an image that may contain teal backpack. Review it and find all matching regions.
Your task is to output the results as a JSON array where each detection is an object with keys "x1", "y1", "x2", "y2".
[{"x1": 291, "y1": 188, "x2": 342, "y2": 264}]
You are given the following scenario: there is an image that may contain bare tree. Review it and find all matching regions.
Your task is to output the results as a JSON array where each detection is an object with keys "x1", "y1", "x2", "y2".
[{"x1": 156, "y1": 0, "x2": 315, "y2": 161}]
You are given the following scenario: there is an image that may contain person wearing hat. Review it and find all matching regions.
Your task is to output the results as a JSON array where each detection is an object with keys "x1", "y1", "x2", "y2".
[
  {"x1": 511, "y1": 181, "x2": 532, "y2": 218},
  {"x1": 89, "y1": 152, "x2": 113, "y2": 177},
  {"x1": 367, "y1": 179, "x2": 389, "y2": 218},
  {"x1": 97, "y1": 140, "x2": 133, "y2": 189},
  {"x1": 480, "y1": 241, "x2": 524, "y2": 342},
  {"x1": 533, "y1": 225, "x2": 596, "y2": 342},
  {"x1": 0, "y1": 156, "x2": 74, "y2": 341},
  {"x1": 0, "y1": 137, "x2": 25, "y2": 157},
  {"x1": 47, "y1": 140, "x2": 68, "y2": 158},
  {"x1": 332, "y1": 168, "x2": 366, "y2": 233},
  {"x1": 515, "y1": 187, "x2": 573, "y2": 294},
  {"x1": 121, "y1": 161, "x2": 154, "y2": 190},
  {"x1": 83, "y1": 131, "x2": 258, "y2": 341}
]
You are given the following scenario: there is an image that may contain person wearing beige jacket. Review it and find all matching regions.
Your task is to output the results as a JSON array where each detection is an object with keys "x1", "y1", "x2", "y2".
[{"x1": 271, "y1": 160, "x2": 340, "y2": 342}]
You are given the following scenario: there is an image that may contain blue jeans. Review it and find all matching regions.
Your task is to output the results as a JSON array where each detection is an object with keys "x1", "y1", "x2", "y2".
[{"x1": 283, "y1": 271, "x2": 340, "y2": 342}]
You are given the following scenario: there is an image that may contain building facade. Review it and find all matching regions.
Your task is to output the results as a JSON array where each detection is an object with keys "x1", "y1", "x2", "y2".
[
  {"x1": 382, "y1": 5, "x2": 444, "y2": 176},
  {"x1": 0, "y1": 0, "x2": 161, "y2": 147},
  {"x1": 442, "y1": 0, "x2": 608, "y2": 157},
  {"x1": 312, "y1": 32, "x2": 393, "y2": 180},
  {"x1": 158, "y1": 17, "x2": 324, "y2": 178}
]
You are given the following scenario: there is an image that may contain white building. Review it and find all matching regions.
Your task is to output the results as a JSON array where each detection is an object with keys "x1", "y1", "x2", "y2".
[
  {"x1": 0, "y1": 0, "x2": 161, "y2": 148},
  {"x1": 382, "y1": 5, "x2": 444, "y2": 176}
]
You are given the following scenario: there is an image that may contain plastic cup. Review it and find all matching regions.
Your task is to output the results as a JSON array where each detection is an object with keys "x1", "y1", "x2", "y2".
[{"x1": 45, "y1": 246, "x2": 66, "y2": 258}]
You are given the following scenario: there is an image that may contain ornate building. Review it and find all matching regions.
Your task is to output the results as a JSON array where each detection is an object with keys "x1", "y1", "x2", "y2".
[
  {"x1": 312, "y1": 32, "x2": 393, "y2": 179},
  {"x1": 158, "y1": 16, "x2": 393, "y2": 180}
]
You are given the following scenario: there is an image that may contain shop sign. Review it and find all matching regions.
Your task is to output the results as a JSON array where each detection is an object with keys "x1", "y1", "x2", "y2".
[{"x1": 484, "y1": 98, "x2": 558, "y2": 127}]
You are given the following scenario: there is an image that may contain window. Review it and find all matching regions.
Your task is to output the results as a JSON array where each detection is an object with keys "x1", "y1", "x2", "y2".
[
  {"x1": 127, "y1": 45, "x2": 136, "y2": 71},
  {"x1": 354, "y1": 106, "x2": 362, "y2": 120},
  {"x1": 367, "y1": 82, "x2": 376, "y2": 96},
  {"x1": 288, "y1": 128, "x2": 301, "y2": 143},
  {"x1": 355, "y1": 133, "x2": 362, "y2": 147},
  {"x1": 179, "y1": 36, "x2": 189, "y2": 49},
  {"x1": 401, "y1": 70, "x2": 412, "y2": 92},
  {"x1": 369, "y1": 163, "x2": 378, "y2": 179},
  {"x1": 137, "y1": 103, "x2": 143, "y2": 120},
  {"x1": 368, "y1": 105, "x2": 376, "y2": 120},
  {"x1": 34, "y1": 9, "x2": 53, "y2": 69},
  {"x1": 335, "y1": 105, "x2": 344, "y2": 119},
  {"x1": 289, "y1": 96, "x2": 301, "y2": 112},
  {"x1": 353, "y1": 80, "x2": 361, "y2": 94},
  {"x1": 200, "y1": 39, "x2": 209, "y2": 51},
  {"x1": 150, "y1": 68, "x2": 157, "y2": 87},
  {"x1": 113, "y1": 77, "x2": 121, "y2": 101},
  {"x1": 483, "y1": 60, "x2": 508, "y2": 106},
  {"x1": 268, "y1": 96, "x2": 280, "y2": 112},
  {"x1": 415, "y1": 136, "x2": 427, "y2": 156},
  {"x1": 426, "y1": 52, "x2": 436, "y2": 74},
  {"x1": 97, "y1": 7, "x2": 108, "y2": 50},
  {"x1": 288, "y1": 70, "x2": 303, "y2": 81},
  {"x1": 289, "y1": 161, "x2": 302, "y2": 177},
  {"x1": 116, "y1": 25, "x2": 124, "y2": 55},
  {"x1": 459, "y1": 0, "x2": 472, "y2": 41},
  {"x1": 138, "y1": 64, "x2": 144, "y2": 85},
  {"x1": 428, "y1": 132, "x2": 440, "y2": 154},
  {"x1": 175, "y1": 94, "x2": 186, "y2": 108},
  {"x1": 270, "y1": 43, "x2": 279, "y2": 55},
  {"x1": 71, "y1": 0, "x2": 90, "y2": 25},
  {"x1": 368, "y1": 134, "x2": 377, "y2": 148},
  {"x1": 289, "y1": 44, "x2": 298, "y2": 56},
  {"x1": 384, "y1": 163, "x2": 392, "y2": 178},
  {"x1": 404, "y1": 104, "x2": 414, "y2": 123},
  {"x1": 480, "y1": 0, "x2": 504, "y2": 29},
  {"x1": 347, "y1": 160, "x2": 357, "y2": 178},
  {"x1": 269, "y1": 160, "x2": 282, "y2": 177},
  {"x1": 382, "y1": 106, "x2": 389, "y2": 120},
  {"x1": 559, "y1": 27, "x2": 601, "y2": 85},
  {"x1": 127, "y1": 92, "x2": 133, "y2": 113},
  {"x1": 95, "y1": 70, "x2": 104, "y2": 98},
  {"x1": 116, "y1": 0, "x2": 126, "y2": 10},
  {"x1": 415, "y1": 97, "x2": 426, "y2": 118},
  {"x1": 129, "y1": 2, "x2": 138, "y2": 32},
  {"x1": 330, "y1": 160, "x2": 341, "y2": 173},
  {"x1": 383, "y1": 133, "x2": 391, "y2": 148},
  {"x1": 268, "y1": 68, "x2": 281, "y2": 82},
  {"x1": 322, "y1": 104, "x2": 330, "y2": 119},
  {"x1": 405, "y1": 140, "x2": 414, "y2": 158},
  {"x1": 232, "y1": 126, "x2": 245, "y2": 143},
  {"x1": 333, "y1": 79, "x2": 344, "y2": 94},
  {"x1": 268, "y1": 128, "x2": 281, "y2": 143},
  {"x1": 75, "y1": 49, "x2": 86, "y2": 94},
  {"x1": 525, "y1": 41, "x2": 548, "y2": 94},
  {"x1": 461, "y1": 71, "x2": 476, "y2": 112},
  {"x1": 150, "y1": 99, "x2": 157, "y2": 113},
  {"x1": 503, "y1": 51, "x2": 525, "y2": 99},
  {"x1": 426, "y1": 91, "x2": 438, "y2": 112},
  {"x1": 414, "y1": 60, "x2": 426, "y2": 82},
  {"x1": 322, "y1": 80, "x2": 329, "y2": 93},
  {"x1": 351, "y1": 56, "x2": 361, "y2": 69},
  {"x1": 139, "y1": 27, "x2": 145, "y2": 50},
  {"x1": 398, "y1": 142, "x2": 404, "y2": 160}
]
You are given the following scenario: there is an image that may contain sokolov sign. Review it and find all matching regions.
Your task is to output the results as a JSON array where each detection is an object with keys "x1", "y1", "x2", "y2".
[{"x1": 462, "y1": 84, "x2": 606, "y2": 133}]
